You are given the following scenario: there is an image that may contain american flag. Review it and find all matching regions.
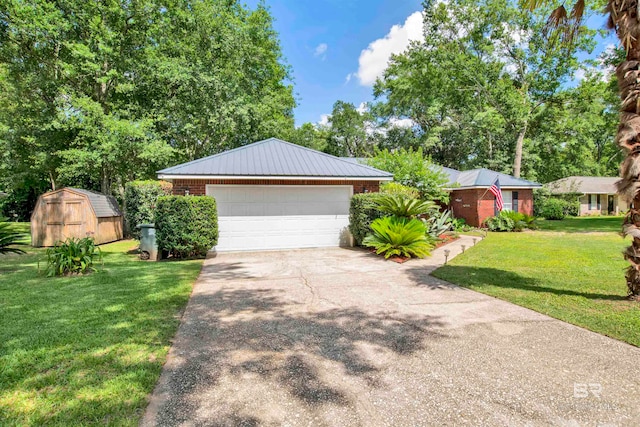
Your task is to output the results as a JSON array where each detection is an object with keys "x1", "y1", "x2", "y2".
[{"x1": 489, "y1": 177, "x2": 504, "y2": 211}]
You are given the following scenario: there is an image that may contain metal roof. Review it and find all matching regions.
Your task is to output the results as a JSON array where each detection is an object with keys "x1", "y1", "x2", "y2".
[
  {"x1": 67, "y1": 188, "x2": 122, "y2": 217},
  {"x1": 441, "y1": 168, "x2": 541, "y2": 189},
  {"x1": 546, "y1": 176, "x2": 620, "y2": 195},
  {"x1": 158, "y1": 138, "x2": 393, "y2": 179}
]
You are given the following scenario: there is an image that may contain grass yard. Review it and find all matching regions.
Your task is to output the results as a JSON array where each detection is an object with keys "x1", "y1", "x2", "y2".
[
  {"x1": 535, "y1": 215, "x2": 623, "y2": 233},
  {"x1": 433, "y1": 231, "x2": 640, "y2": 346},
  {"x1": 0, "y1": 231, "x2": 203, "y2": 426}
]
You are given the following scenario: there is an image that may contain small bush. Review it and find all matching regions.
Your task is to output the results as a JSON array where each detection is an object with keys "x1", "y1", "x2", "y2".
[
  {"x1": 380, "y1": 182, "x2": 420, "y2": 199},
  {"x1": 0, "y1": 218, "x2": 26, "y2": 255},
  {"x1": 484, "y1": 214, "x2": 515, "y2": 232},
  {"x1": 540, "y1": 198, "x2": 566, "y2": 220},
  {"x1": 124, "y1": 180, "x2": 172, "y2": 239},
  {"x1": 563, "y1": 200, "x2": 580, "y2": 217},
  {"x1": 451, "y1": 217, "x2": 471, "y2": 232},
  {"x1": 46, "y1": 237, "x2": 102, "y2": 276},
  {"x1": 363, "y1": 216, "x2": 432, "y2": 259},
  {"x1": 424, "y1": 209, "x2": 452, "y2": 238},
  {"x1": 349, "y1": 193, "x2": 384, "y2": 246},
  {"x1": 485, "y1": 210, "x2": 536, "y2": 231},
  {"x1": 155, "y1": 196, "x2": 218, "y2": 258}
]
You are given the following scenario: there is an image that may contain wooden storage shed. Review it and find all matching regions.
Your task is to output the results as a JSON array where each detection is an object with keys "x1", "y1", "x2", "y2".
[{"x1": 31, "y1": 188, "x2": 123, "y2": 247}]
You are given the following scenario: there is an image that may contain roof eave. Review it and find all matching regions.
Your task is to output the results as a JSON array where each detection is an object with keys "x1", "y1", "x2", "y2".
[{"x1": 157, "y1": 174, "x2": 393, "y2": 181}]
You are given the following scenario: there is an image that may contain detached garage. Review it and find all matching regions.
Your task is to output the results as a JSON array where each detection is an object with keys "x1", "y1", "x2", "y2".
[{"x1": 157, "y1": 138, "x2": 392, "y2": 251}]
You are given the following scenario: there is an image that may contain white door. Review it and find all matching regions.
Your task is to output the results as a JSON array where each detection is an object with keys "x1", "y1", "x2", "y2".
[{"x1": 206, "y1": 185, "x2": 352, "y2": 251}]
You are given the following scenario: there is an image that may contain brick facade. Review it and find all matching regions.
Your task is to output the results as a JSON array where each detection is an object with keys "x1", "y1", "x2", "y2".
[
  {"x1": 171, "y1": 179, "x2": 381, "y2": 196},
  {"x1": 449, "y1": 188, "x2": 534, "y2": 227}
]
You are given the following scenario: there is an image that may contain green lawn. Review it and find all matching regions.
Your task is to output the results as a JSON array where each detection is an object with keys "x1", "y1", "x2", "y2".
[
  {"x1": 535, "y1": 215, "x2": 623, "y2": 232},
  {"x1": 0, "y1": 236, "x2": 202, "y2": 426},
  {"x1": 433, "y1": 231, "x2": 640, "y2": 346}
]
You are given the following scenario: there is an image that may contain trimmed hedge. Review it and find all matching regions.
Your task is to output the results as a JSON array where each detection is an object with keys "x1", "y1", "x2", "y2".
[
  {"x1": 349, "y1": 193, "x2": 384, "y2": 246},
  {"x1": 124, "y1": 180, "x2": 172, "y2": 239},
  {"x1": 155, "y1": 196, "x2": 218, "y2": 258}
]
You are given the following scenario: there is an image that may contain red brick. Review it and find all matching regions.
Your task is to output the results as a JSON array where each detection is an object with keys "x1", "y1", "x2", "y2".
[{"x1": 171, "y1": 179, "x2": 380, "y2": 196}]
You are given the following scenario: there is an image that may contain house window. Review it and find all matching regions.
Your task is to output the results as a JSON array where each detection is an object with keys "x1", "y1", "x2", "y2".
[
  {"x1": 512, "y1": 191, "x2": 519, "y2": 213},
  {"x1": 501, "y1": 191, "x2": 513, "y2": 211},
  {"x1": 589, "y1": 194, "x2": 601, "y2": 211}
]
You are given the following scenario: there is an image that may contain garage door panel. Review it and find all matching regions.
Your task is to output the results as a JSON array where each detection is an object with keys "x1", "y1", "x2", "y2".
[{"x1": 207, "y1": 184, "x2": 353, "y2": 251}]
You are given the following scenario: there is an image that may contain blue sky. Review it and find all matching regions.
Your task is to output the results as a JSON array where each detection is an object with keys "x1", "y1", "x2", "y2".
[{"x1": 246, "y1": 1, "x2": 616, "y2": 127}]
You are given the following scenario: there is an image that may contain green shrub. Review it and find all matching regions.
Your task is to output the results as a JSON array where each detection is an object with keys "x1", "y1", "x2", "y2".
[
  {"x1": 349, "y1": 193, "x2": 384, "y2": 246},
  {"x1": 451, "y1": 217, "x2": 471, "y2": 232},
  {"x1": 46, "y1": 237, "x2": 102, "y2": 276},
  {"x1": 155, "y1": 196, "x2": 218, "y2": 258},
  {"x1": 563, "y1": 200, "x2": 580, "y2": 217},
  {"x1": 484, "y1": 210, "x2": 537, "y2": 232},
  {"x1": 124, "y1": 180, "x2": 172, "y2": 239},
  {"x1": 540, "y1": 198, "x2": 566, "y2": 220},
  {"x1": 375, "y1": 194, "x2": 435, "y2": 218},
  {"x1": 363, "y1": 216, "x2": 432, "y2": 259},
  {"x1": 0, "y1": 218, "x2": 26, "y2": 255},
  {"x1": 484, "y1": 214, "x2": 515, "y2": 232},
  {"x1": 533, "y1": 187, "x2": 550, "y2": 218},
  {"x1": 380, "y1": 182, "x2": 420, "y2": 199},
  {"x1": 424, "y1": 209, "x2": 452, "y2": 238}
]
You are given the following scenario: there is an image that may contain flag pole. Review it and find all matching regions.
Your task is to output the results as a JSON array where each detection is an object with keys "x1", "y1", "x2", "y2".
[{"x1": 479, "y1": 174, "x2": 501, "y2": 199}]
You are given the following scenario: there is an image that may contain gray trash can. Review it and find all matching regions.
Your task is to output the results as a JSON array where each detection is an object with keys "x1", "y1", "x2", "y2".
[{"x1": 138, "y1": 223, "x2": 159, "y2": 261}]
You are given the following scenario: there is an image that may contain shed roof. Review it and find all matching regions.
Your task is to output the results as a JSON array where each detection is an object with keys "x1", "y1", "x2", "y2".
[
  {"x1": 546, "y1": 176, "x2": 620, "y2": 195},
  {"x1": 66, "y1": 188, "x2": 122, "y2": 217},
  {"x1": 158, "y1": 138, "x2": 393, "y2": 180},
  {"x1": 441, "y1": 168, "x2": 541, "y2": 189}
]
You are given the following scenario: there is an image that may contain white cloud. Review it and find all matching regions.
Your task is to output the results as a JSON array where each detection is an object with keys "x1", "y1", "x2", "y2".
[
  {"x1": 356, "y1": 102, "x2": 368, "y2": 114},
  {"x1": 314, "y1": 43, "x2": 328, "y2": 59},
  {"x1": 344, "y1": 73, "x2": 353, "y2": 84},
  {"x1": 389, "y1": 117, "x2": 415, "y2": 128},
  {"x1": 354, "y1": 11, "x2": 424, "y2": 86},
  {"x1": 318, "y1": 114, "x2": 330, "y2": 126}
]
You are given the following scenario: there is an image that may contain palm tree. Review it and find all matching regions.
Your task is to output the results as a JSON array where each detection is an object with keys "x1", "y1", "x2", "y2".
[{"x1": 533, "y1": 0, "x2": 640, "y2": 298}]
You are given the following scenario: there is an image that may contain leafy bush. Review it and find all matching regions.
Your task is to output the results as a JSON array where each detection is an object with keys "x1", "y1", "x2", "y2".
[
  {"x1": 46, "y1": 237, "x2": 102, "y2": 276},
  {"x1": 380, "y1": 182, "x2": 420, "y2": 199},
  {"x1": 0, "y1": 218, "x2": 26, "y2": 254},
  {"x1": 535, "y1": 188, "x2": 578, "y2": 218},
  {"x1": 533, "y1": 187, "x2": 551, "y2": 218},
  {"x1": 349, "y1": 193, "x2": 384, "y2": 246},
  {"x1": 366, "y1": 148, "x2": 449, "y2": 202},
  {"x1": 540, "y1": 198, "x2": 566, "y2": 220},
  {"x1": 374, "y1": 194, "x2": 435, "y2": 218},
  {"x1": 155, "y1": 196, "x2": 218, "y2": 258},
  {"x1": 363, "y1": 216, "x2": 432, "y2": 259},
  {"x1": 124, "y1": 180, "x2": 172, "y2": 239},
  {"x1": 424, "y1": 209, "x2": 453, "y2": 238},
  {"x1": 484, "y1": 210, "x2": 536, "y2": 232},
  {"x1": 451, "y1": 217, "x2": 471, "y2": 232},
  {"x1": 562, "y1": 200, "x2": 580, "y2": 217}
]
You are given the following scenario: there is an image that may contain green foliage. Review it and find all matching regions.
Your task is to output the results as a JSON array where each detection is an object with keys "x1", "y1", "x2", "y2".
[
  {"x1": 374, "y1": 194, "x2": 435, "y2": 218},
  {"x1": 424, "y1": 210, "x2": 453, "y2": 238},
  {"x1": 124, "y1": 180, "x2": 173, "y2": 239},
  {"x1": 45, "y1": 237, "x2": 102, "y2": 276},
  {"x1": 451, "y1": 217, "x2": 471, "y2": 232},
  {"x1": 363, "y1": 216, "x2": 433, "y2": 259},
  {"x1": 533, "y1": 187, "x2": 551, "y2": 218},
  {"x1": 380, "y1": 182, "x2": 420, "y2": 199},
  {"x1": 324, "y1": 101, "x2": 372, "y2": 157},
  {"x1": 485, "y1": 210, "x2": 537, "y2": 232},
  {"x1": 155, "y1": 196, "x2": 218, "y2": 258},
  {"x1": 535, "y1": 188, "x2": 580, "y2": 218},
  {"x1": 349, "y1": 193, "x2": 384, "y2": 246},
  {"x1": 367, "y1": 148, "x2": 449, "y2": 202},
  {"x1": 0, "y1": 218, "x2": 26, "y2": 255},
  {"x1": 540, "y1": 198, "x2": 566, "y2": 220}
]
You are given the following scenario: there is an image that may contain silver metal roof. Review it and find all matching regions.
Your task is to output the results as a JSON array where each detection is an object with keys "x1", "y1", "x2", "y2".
[
  {"x1": 441, "y1": 168, "x2": 541, "y2": 189},
  {"x1": 67, "y1": 188, "x2": 122, "y2": 218},
  {"x1": 546, "y1": 176, "x2": 621, "y2": 195},
  {"x1": 158, "y1": 138, "x2": 393, "y2": 179}
]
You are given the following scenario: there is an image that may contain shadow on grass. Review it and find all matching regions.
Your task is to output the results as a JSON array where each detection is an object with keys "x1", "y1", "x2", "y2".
[
  {"x1": 431, "y1": 265, "x2": 626, "y2": 301},
  {"x1": 150, "y1": 287, "x2": 448, "y2": 425}
]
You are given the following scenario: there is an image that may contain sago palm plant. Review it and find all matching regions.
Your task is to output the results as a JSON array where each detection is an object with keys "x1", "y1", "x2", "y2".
[
  {"x1": 374, "y1": 194, "x2": 435, "y2": 218},
  {"x1": 363, "y1": 216, "x2": 433, "y2": 259},
  {"x1": 0, "y1": 218, "x2": 25, "y2": 255}
]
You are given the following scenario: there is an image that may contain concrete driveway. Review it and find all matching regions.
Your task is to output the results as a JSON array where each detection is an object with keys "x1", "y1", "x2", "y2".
[{"x1": 142, "y1": 236, "x2": 640, "y2": 426}]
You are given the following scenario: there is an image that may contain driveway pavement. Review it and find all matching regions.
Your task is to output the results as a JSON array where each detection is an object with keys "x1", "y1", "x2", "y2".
[{"x1": 142, "y1": 235, "x2": 640, "y2": 426}]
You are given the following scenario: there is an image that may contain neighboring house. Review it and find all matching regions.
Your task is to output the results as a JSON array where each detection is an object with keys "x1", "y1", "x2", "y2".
[
  {"x1": 545, "y1": 176, "x2": 627, "y2": 216},
  {"x1": 157, "y1": 138, "x2": 393, "y2": 251},
  {"x1": 442, "y1": 167, "x2": 541, "y2": 227}
]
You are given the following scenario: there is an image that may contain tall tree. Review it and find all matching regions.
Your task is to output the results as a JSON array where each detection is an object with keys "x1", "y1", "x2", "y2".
[
  {"x1": 374, "y1": 0, "x2": 595, "y2": 177},
  {"x1": 324, "y1": 101, "x2": 374, "y2": 157}
]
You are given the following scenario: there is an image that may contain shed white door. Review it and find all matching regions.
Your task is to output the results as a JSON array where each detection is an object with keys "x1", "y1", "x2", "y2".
[{"x1": 206, "y1": 185, "x2": 352, "y2": 251}]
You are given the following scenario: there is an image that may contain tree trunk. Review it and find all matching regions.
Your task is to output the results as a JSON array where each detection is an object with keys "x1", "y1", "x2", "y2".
[
  {"x1": 513, "y1": 119, "x2": 528, "y2": 178},
  {"x1": 608, "y1": 0, "x2": 640, "y2": 298}
]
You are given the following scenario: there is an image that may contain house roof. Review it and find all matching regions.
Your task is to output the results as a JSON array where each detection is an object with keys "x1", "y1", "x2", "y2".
[
  {"x1": 546, "y1": 176, "x2": 621, "y2": 195},
  {"x1": 158, "y1": 138, "x2": 393, "y2": 180},
  {"x1": 442, "y1": 168, "x2": 541, "y2": 189},
  {"x1": 66, "y1": 188, "x2": 122, "y2": 217}
]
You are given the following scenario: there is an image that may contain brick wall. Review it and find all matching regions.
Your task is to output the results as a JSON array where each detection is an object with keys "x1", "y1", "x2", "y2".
[
  {"x1": 171, "y1": 179, "x2": 380, "y2": 196},
  {"x1": 449, "y1": 188, "x2": 535, "y2": 227}
]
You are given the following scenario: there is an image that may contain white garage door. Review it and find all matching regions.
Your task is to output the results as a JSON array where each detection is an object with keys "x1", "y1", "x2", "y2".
[{"x1": 206, "y1": 185, "x2": 352, "y2": 251}]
